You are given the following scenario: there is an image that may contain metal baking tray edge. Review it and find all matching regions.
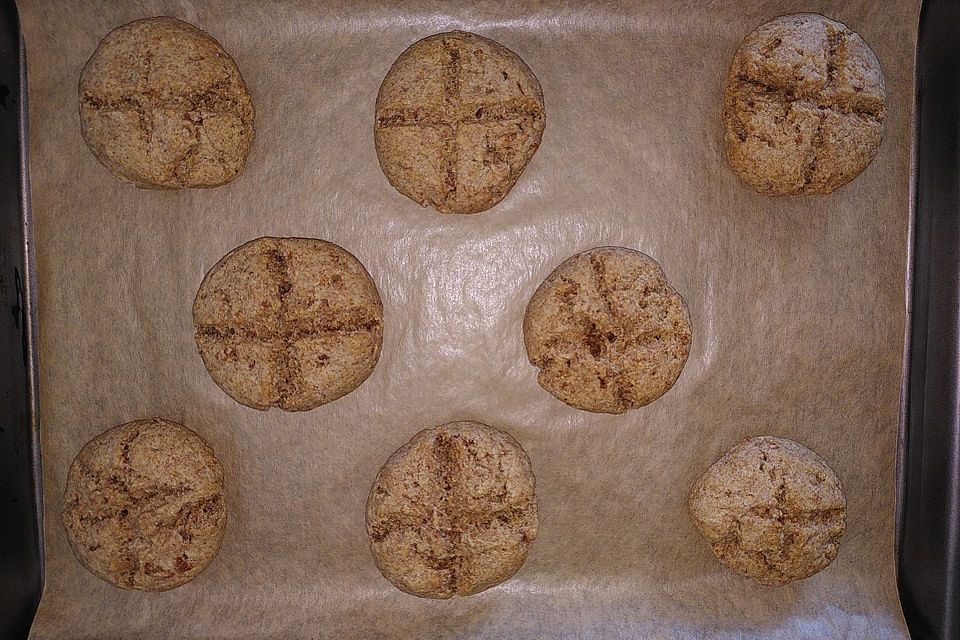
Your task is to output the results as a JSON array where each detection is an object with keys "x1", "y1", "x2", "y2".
[
  {"x1": 898, "y1": 1, "x2": 960, "y2": 639},
  {"x1": 0, "y1": 0, "x2": 43, "y2": 638}
]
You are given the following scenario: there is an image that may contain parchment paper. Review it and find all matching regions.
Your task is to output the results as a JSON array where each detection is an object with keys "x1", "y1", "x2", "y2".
[{"x1": 21, "y1": 1, "x2": 917, "y2": 637}]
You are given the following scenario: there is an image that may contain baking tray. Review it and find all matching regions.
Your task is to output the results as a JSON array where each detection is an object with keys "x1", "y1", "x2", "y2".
[
  {"x1": 898, "y1": 0, "x2": 960, "y2": 638},
  {"x1": 0, "y1": 0, "x2": 42, "y2": 639},
  {"x1": 1, "y1": 0, "x2": 951, "y2": 637}
]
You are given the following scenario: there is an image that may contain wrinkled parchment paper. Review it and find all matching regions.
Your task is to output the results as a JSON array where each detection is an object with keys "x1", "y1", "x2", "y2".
[{"x1": 21, "y1": 1, "x2": 917, "y2": 637}]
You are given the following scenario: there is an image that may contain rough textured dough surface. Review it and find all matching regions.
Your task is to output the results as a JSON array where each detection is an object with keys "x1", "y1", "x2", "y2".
[
  {"x1": 688, "y1": 436, "x2": 846, "y2": 586},
  {"x1": 79, "y1": 16, "x2": 255, "y2": 189},
  {"x1": 723, "y1": 13, "x2": 885, "y2": 195},
  {"x1": 193, "y1": 237, "x2": 384, "y2": 412},
  {"x1": 61, "y1": 418, "x2": 226, "y2": 592},
  {"x1": 374, "y1": 30, "x2": 545, "y2": 214},
  {"x1": 366, "y1": 421, "x2": 539, "y2": 599},
  {"x1": 523, "y1": 246, "x2": 692, "y2": 414}
]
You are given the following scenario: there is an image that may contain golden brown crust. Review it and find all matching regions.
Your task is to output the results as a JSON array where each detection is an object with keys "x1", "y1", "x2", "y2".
[
  {"x1": 523, "y1": 247, "x2": 691, "y2": 414},
  {"x1": 366, "y1": 421, "x2": 538, "y2": 599},
  {"x1": 374, "y1": 30, "x2": 545, "y2": 214},
  {"x1": 723, "y1": 13, "x2": 885, "y2": 195},
  {"x1": 193, "y1": 237, "x2": 384, "y2": 412},
  {"x1": 688, "y1": 436, "x2": 846, "y2": 586},
  {"x1": 79, "y1": 16, "x2": 255, "y2": 189},
  {"x1": 61, "y1": 418, "x2": 226, "y2": 592}
]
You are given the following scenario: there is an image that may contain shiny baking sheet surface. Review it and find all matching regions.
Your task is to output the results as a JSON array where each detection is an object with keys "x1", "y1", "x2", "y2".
[{"x1": 21, "y1": 1, "x2": 916, "y2": 637}]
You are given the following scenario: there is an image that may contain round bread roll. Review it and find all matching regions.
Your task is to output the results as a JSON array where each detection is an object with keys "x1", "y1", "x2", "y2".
[
  {"x1": 79, "y1": 16, "x2": 255, "y2": 189},
  {"x1": 723, "y1": 13, "x2": 885, "y2": 195},
  {"x1": 688, "y1": 436, "x2": 846, "y2": 586},
  {"x1": 523, "y1": 246, "x2": 692, "y2": 414},
  {"x1": 193, "y1": 237, "x2": 383, "y2": 412},
  {"x1": 61, "y1": 418, "x2": 226, "y2": 591},
  {"x1": 374, "y1": 30, "x2": 545, "y2": 214},
  {"x1": 366, "y1": 421, "x2": 539, "y2": 599}
]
